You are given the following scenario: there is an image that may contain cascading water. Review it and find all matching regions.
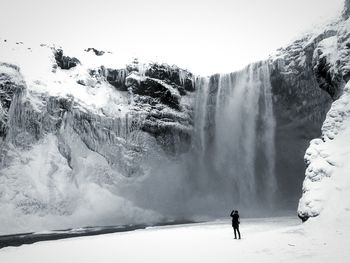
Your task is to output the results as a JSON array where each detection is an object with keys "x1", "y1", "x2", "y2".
[
  {"x1": 191, "y1": 61, "x2": 276, "y2": 214},
  {"x1": 193, "y1": 76, "x2": 210, "y2": 155}
]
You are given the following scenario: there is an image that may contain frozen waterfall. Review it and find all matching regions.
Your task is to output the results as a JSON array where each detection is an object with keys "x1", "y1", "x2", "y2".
[{"x1": 192, "y1": 62, "x2": 276, "y2": 212}]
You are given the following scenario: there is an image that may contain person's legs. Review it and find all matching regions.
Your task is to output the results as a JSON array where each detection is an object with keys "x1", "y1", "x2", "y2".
[
  {"x1": 233, "y1": 227, "x2": 237, "y2": 239},
  {"x1": 237, "y1": 225, "x2": 241, "y2": 239}
]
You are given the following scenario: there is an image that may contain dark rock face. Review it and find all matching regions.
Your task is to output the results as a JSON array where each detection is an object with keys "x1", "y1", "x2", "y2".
[
  {"x1": 298, "y1": 213, "x2": 309, "y2": 222},
  {"x1": 130, "y1": 77, "x2": 181, "y2": 110},
  {"x1": 313, "y1": 56, "x2": 342, "y2": 98},
  {"x1": 83, "y1": 62, "x2": 195, "y2": 154},
  {"x1": 311, "y1": 37, "x2": 345, "y2": 100},
  {"x1": 140, "y1": 105, "x2": 192, "y2": 154},
  {"x1": 271, "y1": 65, "x2": 332, "y2": 209},
  {"x1": 272, "y1": 13, "x2": 350, "y2": 219},
  {"x1": 101, "y1": 67, "x2": 128, "y2": 91},
  {"x1": 145, "y1": 63, "x2": 195, "y2": 92},
  {"x1": 54, "y1": 49, "x2": 80, "y2": 70},
  {"x1": 270, "y1": 32, "x2": 337, "y2": 209},
  {"x1": 90, "y1": 62, "x2": 195, "y2": 97},
  {"x1": 85, "y1": 48, "x2": 105, "y2": 56},
  {"x1": 343, "y1": 0, "x2": 350, "y2": 20},
  {"x1": 127, "y1": 73, "x2": 192, "y2": 153},
  {"x1": 0, "y1": 63, "x2": 25, "y2": 138}
]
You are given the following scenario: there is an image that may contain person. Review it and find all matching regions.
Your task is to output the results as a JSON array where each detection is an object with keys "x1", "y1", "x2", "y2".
[{"x1": 230, "y1": 210, "x2": 241, "y2": 239}]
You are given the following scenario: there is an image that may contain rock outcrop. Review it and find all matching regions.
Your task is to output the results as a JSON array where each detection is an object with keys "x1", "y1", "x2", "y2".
[
  {"x1": 0, "y1": 63, "x2": 24, "y2": 139},
  {"x1": 54, "y1": 49, "x2": 80, "y2": 70},
  {"x1": 85, "y1": 47, "x2": 105, "y2": 56},
  {"x1": 343, "y1": 0, "x2": 350, "y2": 20}
]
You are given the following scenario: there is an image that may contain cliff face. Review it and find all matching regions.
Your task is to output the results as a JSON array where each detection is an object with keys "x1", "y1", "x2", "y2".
[
  {"x1": 268, "y1": 28, "x2": 347, "y2": 208},
  {"x1": 292, "y1": 10, "x2": 350, "y2": 221},
  {"x1": 0, "y1": 3, "x2": 349, "y2": 232},
  {"x1": 298, "y1": 84, "x2": 350, "y2": 222},
  {"x1": 0, "y1": 63, "x2": 24, "y2": 139},
  {"x1": 0, "y1": 43, "x2": 197, "y2": 233},
  {"x1": 282, "y1": 8, "x2": 350, "y2": 221}
]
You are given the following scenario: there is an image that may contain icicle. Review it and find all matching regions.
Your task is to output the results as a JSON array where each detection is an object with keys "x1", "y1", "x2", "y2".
[{"x1": 179, "y1": 69, "x2": 186, "y2": 86}]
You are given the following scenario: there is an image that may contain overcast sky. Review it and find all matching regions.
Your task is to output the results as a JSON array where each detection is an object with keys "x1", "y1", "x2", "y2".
[{"x1": 0, "y1": 0, "x2": 344, "y2": 74}]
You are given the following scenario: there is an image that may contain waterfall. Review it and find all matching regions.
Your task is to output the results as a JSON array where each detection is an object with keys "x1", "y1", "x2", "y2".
[
  {"x1": 258, "y1": 63, "x2": 276, "y2": 205},
  {"x1": 193, "y1": 76, "x2": 210, "y2": 155},
  {"x1": 192, "y1": 62, "x2": 276, "y2": 211}
]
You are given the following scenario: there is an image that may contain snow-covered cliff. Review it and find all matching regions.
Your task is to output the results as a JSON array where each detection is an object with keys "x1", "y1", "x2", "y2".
[
  {"x1": 0, "y1": 42, "x2": 195, "y2": 234},
  {"x1": 296, "y1": 1, "x2": 350, "y2": 221},
  {"x1": 298, "y1": 82, "x2": 350, "y2": 222}
]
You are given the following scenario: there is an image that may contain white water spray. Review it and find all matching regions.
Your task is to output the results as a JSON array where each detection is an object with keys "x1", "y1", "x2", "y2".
[{"x1": 192, "y1": 62, "x2": 276, "y2": 210}]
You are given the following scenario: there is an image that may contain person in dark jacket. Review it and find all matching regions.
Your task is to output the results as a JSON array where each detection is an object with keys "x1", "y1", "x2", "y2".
[{"x1": 230, "y1": 210, "x2": 241, "y2": 239}]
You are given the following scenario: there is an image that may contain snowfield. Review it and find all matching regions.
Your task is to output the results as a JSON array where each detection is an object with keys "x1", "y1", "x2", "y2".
[{"x1": 0, "y1": 217, "x2": 349, "y2": 263}]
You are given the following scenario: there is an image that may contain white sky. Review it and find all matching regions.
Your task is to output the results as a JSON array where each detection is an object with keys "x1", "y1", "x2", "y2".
[{"x1": 0, "y1": 0, "x2": 345, "y2": 75}]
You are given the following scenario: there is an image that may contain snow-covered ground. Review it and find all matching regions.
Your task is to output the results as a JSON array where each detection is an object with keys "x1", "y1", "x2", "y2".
[{"x1": 0, "y1": 216, "x2": 349, "y2": 263}]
